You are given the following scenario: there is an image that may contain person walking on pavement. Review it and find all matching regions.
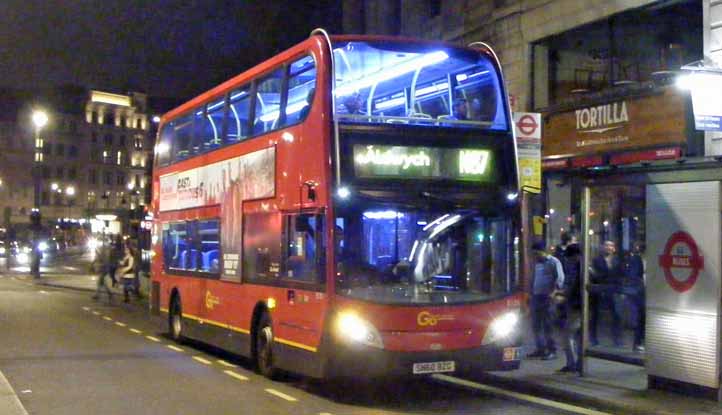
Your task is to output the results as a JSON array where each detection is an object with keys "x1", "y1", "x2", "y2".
[
  {"x1": 117, "y1": 243, "x2": 136, "y2": 303},
  {"x1": 554, "y1": 234, "x2": 583, "y2": 373},
  {"x1": 590, "y1": 240, "x2": 623, "y2": 347},
  {"x1": 91, "y1": 237, "x2": 117, "y2": 303},
  {"x1": 528, "y1": 241, "x2": 565, "y2": 360}
]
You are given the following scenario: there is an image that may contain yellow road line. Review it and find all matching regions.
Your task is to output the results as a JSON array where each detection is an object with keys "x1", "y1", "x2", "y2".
[
  {"x1": 167, "y1": 345, "x2": 184, "y2": 352},
  {"x1": 217, "y1": 359, "x2": 237, "y2": 368},
  {"x1": 265, "y1": 388, "x2": 298, "y2": 402},
  {"x1": 102, "y1": 316, "x2": 112, "y2": 321},
  {"x1": 114, "y1": 322, "x2": 127, "y2": 327},
  {"x1": 433, "y1": 374, "x2": 613, "y2": 415},
  {"x1": 193, "y1": 356, "x2": 212, "y2": 365},
  {"x1": 223, "y1": 370, "x2": 249, "y2": 381},
  {"x1": 129, "y1": 328, "x2": 142, "y2": 334},
  {"x1": 146, "y1": 335, "x2": 161, "y2": 342}
]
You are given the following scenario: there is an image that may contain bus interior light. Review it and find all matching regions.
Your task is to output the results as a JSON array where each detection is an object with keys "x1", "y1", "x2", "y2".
[
  {"x1": 335, "y1": 51, "x2": 449, "y2": 97},
  {"x1": 335, "y1": 312, "x2": 384, "y2": 349}
]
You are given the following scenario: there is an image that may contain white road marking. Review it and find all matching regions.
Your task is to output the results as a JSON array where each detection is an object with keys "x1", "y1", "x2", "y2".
[
  {"x1": 217, "y1": 359, "x2": 237, "y2": 368},
  {"x1": 129, "y1": 328, "x2": 142, "y2": 334},
  {"x1": 146, "y1": 336, "x2": 161, "y2": 342},
  {"x1": 0, "y1": 370, "x2": 29, "y2": 415},
  {"x1": 38, "y1": 290, "x2": 48, "y2": 294},
  {"x1": 82, "y1": 307, "x2": 90, "y2": 311},
  {"x1": 193, "y1": 356, "x2": 212, "y2": 365},
  {"x1": 102, "y1": 316, "x2": 112, "y2": 321},
  {"x1": 92, "y1": 311, "x2": 100, "y2": 315},
  {"x1": 265, "y1": 388, "x2": 298, "y2": 402},
  {"x1": 223, "y1": 370, "x2": 249, "y2": 381},
  {"x1": 167, "y1": 345, "x2": 184, "y2": 352},
  {"x1": 434, "y1": 374, "x2": 613, "y2": 415},
  {"x1": 114, "y1": 322, "x2": 127, "y2": 327}
]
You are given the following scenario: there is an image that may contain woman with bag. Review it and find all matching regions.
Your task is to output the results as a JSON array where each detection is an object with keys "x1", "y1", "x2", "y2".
[{"x1": 116, "y1": 243, "x2": 136, "y2": 303}]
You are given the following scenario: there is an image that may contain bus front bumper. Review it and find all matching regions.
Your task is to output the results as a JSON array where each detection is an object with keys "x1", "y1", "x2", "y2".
[{"x1": 325, "y1": 341, "x2": 522, "y2": 379}]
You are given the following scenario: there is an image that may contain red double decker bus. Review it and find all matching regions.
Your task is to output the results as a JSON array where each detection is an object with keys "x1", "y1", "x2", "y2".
[{"x1": 151, "y1": 31, "x2": 524, "y2": 379}]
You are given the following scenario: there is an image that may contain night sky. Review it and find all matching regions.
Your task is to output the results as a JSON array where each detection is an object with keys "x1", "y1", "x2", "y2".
[{"x1": 0, "y1": 0, "x2": 341, "y2": 102}]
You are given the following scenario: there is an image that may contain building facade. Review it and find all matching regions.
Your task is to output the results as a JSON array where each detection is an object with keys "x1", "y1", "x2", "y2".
[{"x1": 0, "y1": 88, "x2": 153, "y2": 230}]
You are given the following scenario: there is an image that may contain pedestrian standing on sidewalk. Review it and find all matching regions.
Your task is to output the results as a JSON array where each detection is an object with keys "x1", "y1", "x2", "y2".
[
  {"x1": 590, "y1": 240, "x2": 623, "y2": 347},
  {"x1": 528, "y1": 241, "x2": 565, "y2": 360},
  {"x1": 554, "y1": 237, "x2": 582, "y2": 373},
  {"x1": 91, "y1": 237, "x2": 115, "y2": 303},
  {"x1": 623, "y1": 241, "x2": 646, "y2": 352},
  {"x1": 117, "y1": 243, "x2": 136, "y2": 303}
]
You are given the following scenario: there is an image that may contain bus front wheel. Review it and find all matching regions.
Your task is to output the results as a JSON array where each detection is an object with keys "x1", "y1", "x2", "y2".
[
  {"x1": 255, "y1": 313, "x2": 277, "y2": 379},
  {"x1": 169, "y1": 297, "x2": 184, "y2": 342}
]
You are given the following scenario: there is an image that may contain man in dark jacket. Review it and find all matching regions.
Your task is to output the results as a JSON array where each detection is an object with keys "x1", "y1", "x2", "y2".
[
  {"x1": 590, "y1": 240, "x2": 623, "y2": 347},
  {"x1": 624, "y1": 241, "x2": 645, "y2": 352},
  {"x1": 528, "y1": 241, "x2": 565, "y2": 360},
  {"x1": 555, "y1": 240, "x2": 582, "y2": 373}
]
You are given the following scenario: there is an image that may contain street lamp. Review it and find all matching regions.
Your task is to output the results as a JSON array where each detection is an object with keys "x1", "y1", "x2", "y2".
[{"x1": 31, "y1": 109, "x2": 49, "y2": 211}]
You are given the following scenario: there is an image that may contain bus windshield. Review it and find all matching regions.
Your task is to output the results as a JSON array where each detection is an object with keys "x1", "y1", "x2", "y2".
[
  {"x1": 335, "y1": 202, "x2": 519, "y2": 305},
  {"x1": 333, "y1": 40, "x2": 509, "y2": 130}
]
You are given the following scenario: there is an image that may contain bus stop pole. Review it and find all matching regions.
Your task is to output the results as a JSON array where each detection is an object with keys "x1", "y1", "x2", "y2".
[{"x1": 580, "y1": 186, "x2": 591, "y2": 377}]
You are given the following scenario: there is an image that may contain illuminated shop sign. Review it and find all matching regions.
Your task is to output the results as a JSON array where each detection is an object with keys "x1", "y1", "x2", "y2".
[{"x1": 353, "y1": 145, "x2": 493, "y2": 181}]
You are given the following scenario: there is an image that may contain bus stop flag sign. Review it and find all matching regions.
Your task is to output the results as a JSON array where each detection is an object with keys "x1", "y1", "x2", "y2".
[{"x1": 514, "y1": 112, "x2": 541, "y2": 193}]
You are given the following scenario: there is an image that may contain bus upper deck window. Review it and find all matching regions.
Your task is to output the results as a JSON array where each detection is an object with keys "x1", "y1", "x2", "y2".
[
  {"x1": 200, "y1": 97, "x2": 226, "y2": 151},
  {"x1": 227, "y1": 86, "x2": 251, "y2": 145},
  {"x1": 254, "y1": 68, "x2": 285, "y2": 135},
  {"x1": 287, "y1": 55, "x2": 316, "y2": 124},
  {"x1": 173, "y1": 114, "x2": 193, "y2": 163}
]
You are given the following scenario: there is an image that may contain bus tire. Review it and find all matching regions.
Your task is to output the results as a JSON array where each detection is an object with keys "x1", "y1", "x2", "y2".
[
  {"x1": 169, "y1": 296, "x2": 184, "y2": 342},
  {"x1": 255, "y1": 312, "x2": 278, "y2": 379}
]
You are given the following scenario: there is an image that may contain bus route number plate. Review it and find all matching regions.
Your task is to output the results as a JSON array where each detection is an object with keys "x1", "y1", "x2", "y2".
[{"x1": 412, "y1": 361, "x2": 455, "y2": 374}]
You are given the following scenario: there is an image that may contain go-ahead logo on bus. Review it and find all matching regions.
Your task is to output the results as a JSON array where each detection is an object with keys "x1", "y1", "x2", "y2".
[
  {"x1": 658, "y1": 231, "x2": 704, "y2": 293},
  {"x1": 417, "y1": 311, "x2": 454, "y2": 326}
]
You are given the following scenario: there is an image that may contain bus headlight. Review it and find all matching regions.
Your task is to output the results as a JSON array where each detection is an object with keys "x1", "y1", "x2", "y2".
[
  {"x1": 38, "y1": 241, "x2": 49, "y2": 252},
  {"x1": 335, "y1": 311, "x2": 384, "y2": 349},
  {"x1": 482, "y1": 311, "x2": 520, "y2": 345},
  {"x1": 0, "y1": 247, "x2": 5, "y2": 255}
]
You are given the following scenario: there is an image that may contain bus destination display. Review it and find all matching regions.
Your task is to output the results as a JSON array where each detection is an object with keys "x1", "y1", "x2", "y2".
[{"x1": 353, "y1": 144, "x2": 494, "y2": 181}]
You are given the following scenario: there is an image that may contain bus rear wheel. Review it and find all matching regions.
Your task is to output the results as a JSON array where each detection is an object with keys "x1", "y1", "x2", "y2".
[
  {"x1": 255, "y1": 313, "x2": 278, "y2": 379},
  {"x1": 169, "y1": 297, "x2": 184, "y2": 342}
]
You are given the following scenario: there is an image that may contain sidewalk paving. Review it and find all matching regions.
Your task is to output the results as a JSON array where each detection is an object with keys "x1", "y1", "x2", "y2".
[{"x1": 463, "y1": 317, "x2": 722, "y2": 415}]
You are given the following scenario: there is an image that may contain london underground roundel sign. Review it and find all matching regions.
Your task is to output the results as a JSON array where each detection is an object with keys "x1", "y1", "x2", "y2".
[{"x1": 658, "y1": 231, "x2": 704, "y2": 293}]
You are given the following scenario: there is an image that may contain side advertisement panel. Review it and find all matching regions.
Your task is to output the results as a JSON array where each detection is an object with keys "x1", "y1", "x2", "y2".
[{"x1": 159, "y1": 147, "x2": 276, "y2": 280}]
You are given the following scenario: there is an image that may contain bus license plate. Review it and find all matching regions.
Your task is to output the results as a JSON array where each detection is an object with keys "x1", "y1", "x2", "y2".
[
  {"x1": 412, "y1": 361, "x2": 455, "y2": 374},
  {"x1": 503, "y1": 347, "x2": 521, "y2": 362}
]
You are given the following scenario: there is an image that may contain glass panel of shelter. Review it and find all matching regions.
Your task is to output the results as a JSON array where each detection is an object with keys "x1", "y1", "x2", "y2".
[{"x1": 584, "y1": 185, "x2": 646, "y2": 360}]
